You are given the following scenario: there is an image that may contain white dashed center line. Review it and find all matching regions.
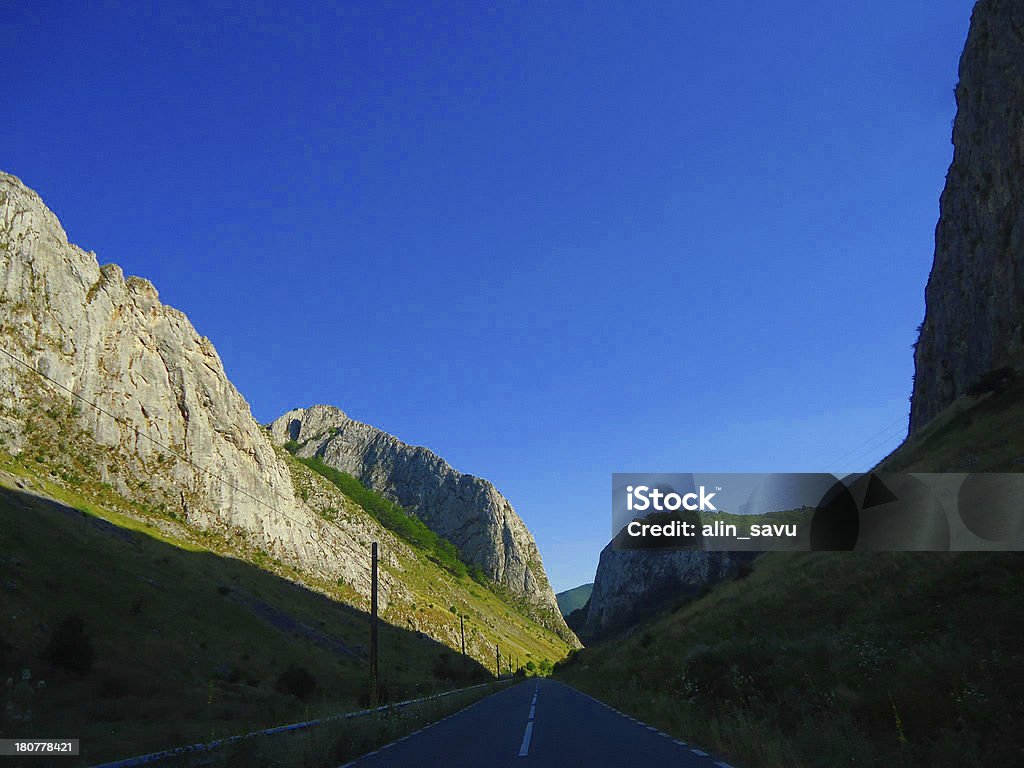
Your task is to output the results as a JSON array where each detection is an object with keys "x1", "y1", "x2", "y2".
[
  {"x1": 519, "y1": 683, "x2": 540, "y2": 758},
  {"x1": 518, "y1": 721, "x2": 534, "y2": 757}
]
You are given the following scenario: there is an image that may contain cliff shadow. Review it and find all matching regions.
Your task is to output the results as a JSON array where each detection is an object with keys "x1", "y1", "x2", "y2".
[{"x1": 0, "y1": 484, "x2": 492, "y2": 766}]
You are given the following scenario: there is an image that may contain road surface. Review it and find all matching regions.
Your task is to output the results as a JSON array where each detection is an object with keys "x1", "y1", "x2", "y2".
[{"x1": 342, "y1": 679, "x2": 735, "y2": 767}]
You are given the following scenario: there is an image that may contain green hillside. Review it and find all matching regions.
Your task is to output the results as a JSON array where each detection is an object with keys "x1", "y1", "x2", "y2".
[
  {"x1": 878, "y1": 367, "x2": 1024, "y2": 472},
  {"x1": 0, "y1": 393, "x2": 571, "y2": 764},
  {"x1": 557, "y1": 382, "x2": 1024, "y2": 768},
  {"x1": 555, "y1": 583, "x2": 593, "y2": 616}
]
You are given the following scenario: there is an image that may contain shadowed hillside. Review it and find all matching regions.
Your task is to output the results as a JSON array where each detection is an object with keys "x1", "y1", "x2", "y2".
[
  {"x1": 559, "y1": 3, "x2": 1024, "y2": 764},
  {"x1": 557, "y1": 382, "x2": 1024, "y2": 766},
  {"x1": 0, "y1": 479, "x2": 502, "y2": 766}
]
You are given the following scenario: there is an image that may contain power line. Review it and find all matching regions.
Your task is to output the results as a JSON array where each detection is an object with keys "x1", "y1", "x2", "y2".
[
  {"x1": 835, "y1": 423, "x2": 908, "y2": 472},
  {"x1": 826, "y1": 423, "x2": 905, "y2": 474},
  {"x1": 823, "y1": 414, "x2": 907, "y2": 471}
]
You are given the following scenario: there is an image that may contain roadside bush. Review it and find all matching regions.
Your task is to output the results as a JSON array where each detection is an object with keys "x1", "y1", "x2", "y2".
[
  {"x1": 432, "y1": 651, "x2": 458, "y2": 681},
  {"x1": 97, "y1": 673, "x2": 146, "y2": 699},
  {"x1": 275, "y1": 664, "x2": 317, "y2": 700},
  {"x1": 42, "y1": 614, "x2": 94, "y2": 673}
]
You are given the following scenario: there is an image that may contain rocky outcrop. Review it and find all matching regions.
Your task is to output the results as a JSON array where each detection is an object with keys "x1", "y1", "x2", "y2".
[
  {"x1": 910, "y1": 0, "x2": 1024, "y2": 432},
  {"x1": 0, "y1": 171, "x2": 394, "y2": 599},
  {"x1": 580, "y1": 545, "x2": 749, "y2": 641},
  {"x1": 268, "y1": 405, "x2": 573, "y2": 640}
]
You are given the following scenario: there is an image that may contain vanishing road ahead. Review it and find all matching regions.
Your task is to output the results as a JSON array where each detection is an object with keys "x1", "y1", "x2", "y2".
[{"x1": 342, "y1": 679, "x2": 735, "y2": 767}]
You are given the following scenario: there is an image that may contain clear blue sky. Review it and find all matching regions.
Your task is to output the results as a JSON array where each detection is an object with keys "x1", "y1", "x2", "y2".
[{"x1": 3, "y1": 1, "x2": 975, "y2": 591}]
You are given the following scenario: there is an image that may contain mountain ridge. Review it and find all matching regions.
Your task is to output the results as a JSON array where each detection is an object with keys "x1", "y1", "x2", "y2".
[
  {"x1": 268, "y1": 404, "x2": 577, "y2": 644},
  {"x1": 555, "y1": 583, "x2": 592, "y2": 617},
  {"x1": 0, "y1": 169, "x2": 574, "y2": 671}
]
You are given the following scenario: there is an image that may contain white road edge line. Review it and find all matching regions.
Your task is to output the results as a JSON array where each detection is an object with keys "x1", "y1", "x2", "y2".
[
  {"x1": 691, "y1": 748, "x2": 708, "y2": 756},
  {"x1": 715, "y1": 763, "x2": 736, "y2": 768},
  {"x1": 518, "y1": 721, "x2": 534, "y2": 757}
]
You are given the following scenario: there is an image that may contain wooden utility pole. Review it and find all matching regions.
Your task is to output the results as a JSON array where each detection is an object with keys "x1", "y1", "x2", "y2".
[
  {"x1": 460, "y1": 613, "x2": 466, "y2": 676},
  {"x1": 370, "y1": 542, "x2": 379, "y2": 707},
  {"x1": 495, "y1": 644, "x2": 500, "y2": 678}
]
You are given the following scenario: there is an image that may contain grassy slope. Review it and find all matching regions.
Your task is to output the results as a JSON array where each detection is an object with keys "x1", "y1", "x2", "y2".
[
  {"x1": 283, "y1": 439, "x2": 574, "y2": 645},
  {"x1": 555, "y1": 584, "x2": 593, "y2": 616},
  {"x1": 0, "y1": 399, "x2": 569, "y2": 764},
  {"x1": 0, "y1": 473, "x2": 447, "y2": 765},
  {"x1": 285, "y1": 452, "x2": 571, "y2": 667},
  {"x1": 878, "y1": 373, "x2": 1024, "y2": 472},
  {"x1": 557, "y1": 383, "x2": 1024, "y2": 768}
]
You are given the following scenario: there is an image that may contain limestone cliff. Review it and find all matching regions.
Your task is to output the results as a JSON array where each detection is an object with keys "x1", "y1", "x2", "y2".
[
  {"x1": 910, "y1": 0, "x2": 1024, "y2": 432},
  {"x1": 268, "y1": 405, "x2": 573, "y2": 641},
  {"x1": 580, "y1": 545, "x2": 749, "y2": 641},
  {"x1": 0, "y1": 171, "x2": 403, "y2": 601},
  {"x1": 585, "y1": 1, "x2": 1024, "y2": 641}
]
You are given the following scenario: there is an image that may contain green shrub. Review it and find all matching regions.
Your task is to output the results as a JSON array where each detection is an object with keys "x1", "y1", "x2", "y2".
[
  {"x1": 295, "y1": 456, "x2": 469, "y2": 578},
  {"x1": 43, "y1": 614, "x2": 95, "y2": 674},
  {"x1": 275, "y1": 664, "x2": 317, "y2": 700}
]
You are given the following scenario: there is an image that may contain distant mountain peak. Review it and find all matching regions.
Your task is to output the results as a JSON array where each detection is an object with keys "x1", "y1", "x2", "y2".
[{"x1": 269, "y1": 408, "x2": 578, "y2": 645}]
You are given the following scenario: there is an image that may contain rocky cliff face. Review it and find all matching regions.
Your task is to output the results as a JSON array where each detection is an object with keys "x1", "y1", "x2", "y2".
[
  {"x1": 268, "y1": 405, "x2": 570, "y2": 635},
  {"x1": 910, "y1": 0, "x2": 1024, "y2": 432},
  {"x1": 0, "y1": 171, "x2": 395, "y2": 598},
  {"x1": 580, "y1": 545, "x2": 749, "y2": 641}
]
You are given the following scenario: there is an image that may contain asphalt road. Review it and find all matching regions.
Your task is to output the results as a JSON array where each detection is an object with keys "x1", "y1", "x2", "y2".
[{"x1": 341, "y1": 679, "x2": 735, "y2": 767}]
